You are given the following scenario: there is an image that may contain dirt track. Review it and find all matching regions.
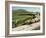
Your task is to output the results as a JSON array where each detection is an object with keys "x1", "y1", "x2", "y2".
[{"x1": 12, "y1": 22, "x2": 40, "y2": 31}]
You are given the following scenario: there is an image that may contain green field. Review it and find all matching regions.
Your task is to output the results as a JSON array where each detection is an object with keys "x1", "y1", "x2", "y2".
[
  {"x1": 12, "y1": 9, "x2": 36, "y2": 28},
  {"x1": 12, "y1": 14, "x2": 34, "y2": 27}
]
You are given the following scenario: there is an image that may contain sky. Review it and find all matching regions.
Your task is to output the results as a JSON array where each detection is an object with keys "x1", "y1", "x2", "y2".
[{"x1": 12, "y1": 6, "x2": 40, "y2": 12}]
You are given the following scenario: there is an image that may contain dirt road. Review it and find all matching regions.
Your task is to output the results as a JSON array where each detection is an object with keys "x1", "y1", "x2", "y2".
[{"x1": 12, "y1": 22, "x2": 40, "y2": 31}]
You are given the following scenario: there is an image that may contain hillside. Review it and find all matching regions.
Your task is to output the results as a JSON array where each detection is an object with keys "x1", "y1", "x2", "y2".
[
  {"x1": 12, "y1": 9, "x2": 33, "y2": 14},
  {"x1": 12, "y1": 9, "x2": 40, "y2": 28}
]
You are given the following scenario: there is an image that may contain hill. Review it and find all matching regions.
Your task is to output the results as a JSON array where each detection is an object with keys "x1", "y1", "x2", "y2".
[{"x1": 12, "y1": 9, "x2": 33, "y2": 14}]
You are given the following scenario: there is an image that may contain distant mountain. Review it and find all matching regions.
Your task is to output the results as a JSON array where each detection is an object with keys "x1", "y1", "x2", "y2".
[
  {"x1": 12, "y1": 9, "x2": 33, "y2": 14},
  {"x1": 12, "y1": 9, "x2": 40, "y2": 15}
]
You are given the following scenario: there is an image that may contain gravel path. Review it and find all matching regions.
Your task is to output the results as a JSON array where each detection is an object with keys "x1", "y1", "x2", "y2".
[{"x1": 12, "y1": 22, "x2": 40, "y2": 31}]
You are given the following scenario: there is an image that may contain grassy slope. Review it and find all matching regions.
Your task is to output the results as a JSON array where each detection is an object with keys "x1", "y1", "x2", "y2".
[{"x1": 12, "y1": 9, "x2": 35, "y2": 28}]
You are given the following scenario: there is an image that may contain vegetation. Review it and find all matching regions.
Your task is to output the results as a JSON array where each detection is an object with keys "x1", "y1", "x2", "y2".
[{"x1": 12, "y1": 9, "x2": 40, "y2": 28}]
